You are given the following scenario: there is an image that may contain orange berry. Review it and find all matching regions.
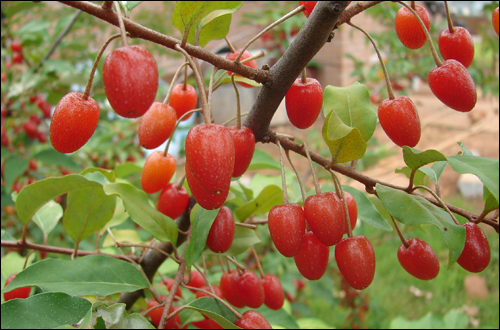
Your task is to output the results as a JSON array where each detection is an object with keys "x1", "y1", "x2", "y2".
[{"x1": 141, "y1": 151, "x2": 176, "y2": 194}]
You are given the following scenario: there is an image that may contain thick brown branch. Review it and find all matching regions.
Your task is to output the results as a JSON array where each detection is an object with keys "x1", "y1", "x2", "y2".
[{"x1": 335, "y1": 1, "x2": 385, "y2": 28}]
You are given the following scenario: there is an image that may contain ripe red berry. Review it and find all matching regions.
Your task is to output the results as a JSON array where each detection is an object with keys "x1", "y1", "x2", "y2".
[
  {"x1": 23, "y1": 120, "x2": 38, "y2": 139},
  {"x1": 234, "y1": 310, "x2": 272, "y2": 329},
  {"x1": 12, "y1": 52, "x2": 23, "y2": 64},
  {"x1": 147, "y1": 297, "x2": 180, "y2": 328},
  {"x1": 268, "y1": 204, "x2": 307, "y2": 257},
  {"x1": 226, "y1": 49, "x2": 258, "y2": 88},
  {"x1": 185, "y1": 161, "x2": 229, "y2": 210},
  {"x1": 29, "y1": 159, "x2": 37, "y2": 171},
  {"x1": 103, "y1": 45, "x2": 158, "y2": 118},
  {"x1": 493, "y1": 7, "x2": 499, "y2": 36},
  {"x1": 262, "y1": 273, "x2": 285, "y2": 310},
  {"x1": 231, "y1": 270, "x2": 265, "y2": 308},
  {"x1": 438, "y1": 27, "x2": 474, "y2": 68},
  {"x1": 10, "y1": 41, "x2": 22, "y2": 53},
  {"x1": 342, "y1": 191, "x2": 358, "y2": 234},
  {"x1": 141, "y1": 151, "x2": 176, "y2": 194},
  {"x1": 395, "y1": 5, "x2": 431, "y2": 49},
  {"x1": 191, "y1": 316, "x2": 211, "y2": 329},
  {"x1": 169, "y1": 84, "x2": 198, "y2": 121},
  {"x1": 37, "y1": 100, "x2": 52, "y2": 118},
  {"x1": 37, "y1": 131, "x2": 47, "y2": 143},
  {"x1": 185, "y1": 124, "x2": 235, "y2": 195},
  {"x1": 335, "y1": 235, "x2": 375, "y2": 290},
  {"x1": 138, "y1": 102, "x2": 177, "y2": 149},
  {"x1": 397, "y1": 238, "x2": 440, "y2": 280},
  {"x1": 304, "y1": 192, "x2": 344, "y2": 246},
  {"x1": 378, "y1": 96, "x2": 421, "y2": 147},
  {"x1": 163, "y1": 278, "x2": 183, "y2": 301},
  {"x1": 29, "y1": 114, "x2": 41, "y2": 126},
  {"x1": 50, "y1": 92, "x2": 100, "y2": 153},
  {"x1": 3, "y1": 273, "x2": 31, "y2": 301},
  {"x1": 184, "y1": 270, "x2": 205, "y2": 293},
  {"x1": 206, "y1": 206, "x2": 235, "y2": 253},
  {"x1": 220, "y1": 270, "x2": 246, "y2": 308},
  {"x1": 196, "y1": 285, "x2": 223, "y2": 300},
  {"x1": 285, "y1": 78, "x2": 323, "y2": 129},
  {"x1": 428, "y1": 59, "x2": 477, "y2": 112},
  {"x1": 157, "y1": 183, "x2": 189, "y2": 219},
  {"x1": 457, "y1": 222, "x2": 491, "y2": 273},
  {"x1": 299, "y1": 1, "x2": 318, "y2": 17},
  {"x1": 294, "y1": 231, "x2": 329, "y2": 280},
  {"x1": 227, "y1": 126, "x2": 255, "y2": 177}
]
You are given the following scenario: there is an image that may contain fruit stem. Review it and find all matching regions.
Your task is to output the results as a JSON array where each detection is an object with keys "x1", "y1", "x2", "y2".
[
  {"x1": 163, "y1": 62, "x2": 190, "y2": 104},
  {"x1": 113, "y1": 2, "x2": 128, "y2": 48},
  {"x1": 226, "y1": 256, "x2": 247, "y2": 273},
  {"x1": 219, "y1": 255, "x2": 226, "y2": 273},
  {"x1": 230, "y1": 74, "x2": 242, "y2": 129},
  {"x1": 179, "y1": 284, "x2": 243, "y2": 319},
  {"x1": 83, "y1": 33, "x2": 122, "y2": 100},
  {"x1": 444, "y1": 1, "x2": 455, "y2": 33},
  {"x1": 176, "y1": 175, "x2": 186, "y2": 191},
  {"x1": 222, "y1": 112, "x2": 249, "y2": 126},
  {"x1": 277, "y1": 140, "x2": 289, "y2": 205},
  {"x1": 390, "y1": 215, "x2": 410, "y2": 248},
  {"x1": 411, "y1": 185, "x2": 461, "y2": 225},
  {"x1": 250, "y1": 246, "x2": 265, "y2": 278},
  {"x1": 330, "y1": 169, "x2": 353, "y2": 238},
  {"x1": 285, "y1": 149, "x2": 306, "y2": 203},
  {"x1": 207, "y1": 67, "x2": 219, "y2": 124},
  {"x1": 235, "y1": 4, "x2": 305, "y2": 63},
  {"x1": 224, "y1": 36, "x2": 236, "y2": 54},
  {"x1": 397, "y1": 1, "x2": 443, "y2": 67},
  {"x1": 235, "y1": 222, "x2": 257, "y2": 230},
  {"x1": 182, "y1": 64, "x2": 188, "y2": 90},
  {"x1": 347, "y1": 21, "x2": 395, "y2": 100},
  {"x1": 301, "y1": 68, "x2": 308, "y2": 84},
  {"x1": 163, "y1": 108, "x2": 202, "y2": 157},
  {"x1": 411, "y1": 1, "x2": 416, "y2": 10},
  {"x1": 175, "y1": 44, "x2": 210, "y2": 124},
  {"x1": 303, "y1": 142, "x2": 321, "y2": 195},
  {"x1": 212, "y1": 51, "x2": 265, "y2": 92}
]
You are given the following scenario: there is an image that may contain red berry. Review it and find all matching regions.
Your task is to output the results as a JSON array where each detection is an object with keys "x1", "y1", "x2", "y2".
[
  {"x1": 304, "y1": 192, "x2": 345, "y2": 246},
  {"x1": 378, "y1": 96, "x2": 421, "y2": 147},
  {"x1": 184, "y1": 270, "x2": 205, "y2": 293},
  {"x1": 342, "y1": 192, "x2": 358, "y2": 234},
  {"x1": 12, "y1": 52, "x2": 23, "y2": 64},
  {"x1": 157, "y1": 183, "x2": 189, "y2": 219},
  {"x1": 138, "y1": 102, "x2": 177, "y2": 149},
  {"x1": 37, "y1": 100, "x2": 52, "y2": 118},
  {"x1": 226, "y1": 50, "x2": 258, "y2": 88},
  {"x1": 206, "y1": 206, "x2": 235, "y2": 253},
  {"x1": 397, "y1": 238, "x2": 440, "y2": 280},
  {"x1": 29, "y1": 159, "x2": 37, "y2": 171},
  {"x1": 231, "y1": 270, "x2": 265, "y2": 308},
  {"x1": 22, "y1": 120, "x2": 38, "y2": 139},
  {"x1": 234, "y1": 310, "x2": 272, "y2": 329},
  {"x1": 29, "y1": 95, "x2": 39, "y2": 104},
  {"x1": 103, "y1": 45, "x2": 158, "y2": 118},
  {"x1": 141, "y1": 151, "x2": 176, "y2": 194},
  {"x1": 493, "y1": 7, "x2": 499, "y2": 36},
  {"x1": 262, "y1": 273, "x2": 285, "y2": 310},
  {"x1": 4, "y1": 273, "x2": 31, "y2": 301},
  {"x1": 185, "y1": 124, "x2": 235, "y2": 195},
  {"x1": 29, "y1": 114, "x2": 41, "y2": 126},
  {"x1": 457, "y1": 222, "x2": 491, "y2": 273},
  {"x1": 50, "y1": 92, "x2": 100, "y2": 153},
  {"x1": 191, "y1": 316, "x2": 211, "y2": 329},
  {"x1": 438, "y1": 27, "x2": 474, "y2": 68},
  {"x1": 169, "y1": 84, "x2": 198, "y2": 121},
  {"x1": 163, "y1": 278, "x2": 183, "y2": 301},
  {"x1": 285, "y1": 78, "x2": 323, "y2": 129},
  {"x1": 395, "y1": 5, "x2": 431, "y2": 50},
  {"x1": 196, "y1": 285, "x2": 223, "y2": 300},
  {"x1": 147, "y1": 297, "x2": 180, "y2": 328},
  {"x1": 185, "y1": 161, "x2": 228, "y2": 210},
  {"x1": 428, "y1": 59, "x2": 477, "y2": 112},
  {"x1": 294, "y1": 232, "x2": 329, "y2": 280},
  {"x1": 268, "y1": 204, "x2": 307, "y2": 257},
  {"x1": 227, "y1": 126, "x2": 255, "y2": 178},
  {"x1": 299, "y1": 1, "x2": 318, "y2": 17},
  {"x1": 37, "y1": 131, "x2": 47, "y2": 143},
  {"x1": 335, "y1": 235, "x2": 375, "y2": 290},
  {"x1": 220, "y1": 270, "x2": 245, "y2": 308},
  {"x1": 10, "y1": 41, "x2": 22, "y2": 53}
]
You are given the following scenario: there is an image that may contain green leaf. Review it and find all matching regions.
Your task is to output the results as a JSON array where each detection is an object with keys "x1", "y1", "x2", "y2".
[
  {"x1": 34, "y1": 149, "x2": 81, "y2": 171},
  {"x1": 395, "y1": 167, "x2": 429, "y2": 187},
  {"x1": 119, "y1": 1, "x2": 143, "y2": 12},
  {"x1": 235, "y1": 185, "x2": 282, "y2": 221},
  {"x1": 297, "y1": 317, "x2": 332, "y2": 329},
  {"x1": 90, "y1": 302, "x2": 155, "y2": 329},
  {"x1": 102, "y1": 229, "x2": 144, "y2": 248},
  {"x1": 376, "y1": 184, "x2": 465, "y2": 267},
  {"x1": 2, "y1": 1, "x2": 38, "y2": 17},
  {"x1": 172, "y1": 1, "x2": 243, "y2": 47},
  {"x1": 247, "y1": 148, "x2": 281, "y2": 171},
  {"x1": 1, "y1": 292, "x2": 92, "y2": 330},
  {"x1": 447, "y1": 155, "x2": 499, "y2": 204},
  {"x1": 4, "y1": 156, "x2": 28, "y2": 193},
  {"x1": 443, "y1": 310, "x2": 468, "y2": 329},
  {"x1": 103, "y1": 183, "x2": 178, "y2": 244},
  {"x1": 80, "y1": 167, "x2": 116, "y2": 183},
  {"x1": 31, "y1": 200, "x2": 63, "y2": 237},
  {"x1": 237, "y1": 181, "x2": 254, "y2": 202},
  {"x1": 457, "y1": 142, "x2": 474, "y2": 156},
  {"x1": 218, "y1": 75, "x2": 262, "y2": 88},
  {"x1": 2, "y1": 255, "x2": 149, "y2": 297},
  {"x1": 185, "y1": 205, "x2": 220, "y2": 268},
  {"x1": 483, "y1": 188, "x2": 499, "y2": 212},
  {"x1": 256, "y1": 307, "x2": 300, "y2": 329},
  {"x1": 204, "y1": 225, "x2": 260, "y2": 257},
  {"x1": 402, "y1": 146, "x2": 447, "y2": 170},
  {"x1": 342, "y1": 186, "x2": 392, "y2": 231},
  {"x1": 431, "y1": 161, "x2": 448, "y2": 181},
  {"x1": 185, "y1": 297, "x2": 237, "y2": 329},
  {"x1": 115, "y1": 162, "x2": 143, "y2": 178}
]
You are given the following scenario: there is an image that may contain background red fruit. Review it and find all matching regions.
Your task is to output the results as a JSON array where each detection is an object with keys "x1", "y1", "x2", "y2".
[
  {"x1": 428, "y1": 59, "x2": 477, "y2": 112},
  {"x1": 103, "y1": 45, "x2": 158, "y2": 118},
  {"x1": 234, "y1": 310, "x2": 272, "y2": 329},
  {"x1": 294, "y1": 231, "x2": 330, "y2": 280},
  {"x1": 305, "y1": 192, "x2": 345, "y2": 246},
  {"x1": 206, "y1": 206, "x2": 235, "y2": 253},
  {"x1": 262, "y1": 273, "x2": 285, "y2": 310},
  {"x1": 397, "y1": 238, "x2": 440, "y2": 280},
  {"x1": 147, "y1": 297, "x2": 180, "y2": 328},
  {"x1": 184, "y1": 270, "x2": 205, "y2": 293},
  {"x1": 438, "y1": 27, "x2": 474, "y2": 68},
  {"x1": 335, "y1": 235, "x2": 375, "y2": 290},
  {"x1": 493, "y1": 7, "x2": 499, "y2": 36},
  {"x1": 220, "y1": 270, "x2": 245, "y2": 308},
  {"x1": 4, "y1": 273, "x2": 31, "y2": 301},
  {"x1": 157, "y1": 183, "x2": 189, "y2": 220},
  {"x1": 231, "y1": 270, "x2": 265, "y2": 308},
  {"x1": 395, "y1": 5, "x2": 431, "y2": 49},
  {"x1": 185, "y1": 161, "x2": 229, "y2": 210},
  {"x1": 196, "y1": 285, "x2": 223, "y2": 299},
  {"x1": 50, "y1": 92, "x2": 100, "y2": 153},
  {"x1": 10, "y1": 40, "x2": 22, "y2": 53},
  {"x1": 169, "y1": 84, "x2": 198, "y2": 120},
  {"x1": 457, "y1": 222, "x2": 491, "y2": 273},
  {"x1": 23, "y1": 120, "x2": 38, "y2": 139},
  {"x1": 268, "y1": 204, "x2": 306, "y2": 257},
  {"x1": 12, "y1": 52, "x2": 23, "y2": 64},
  {"x1": 227, "y1": 126, "x2": 255, "y2": 177},
  {"x1": 141, "y1": 151, "x2": 176, "y2": 194},
  {"x1": 285, "y1": 78, "x2": 323, "y2": 129},
  {"x1": 378, "y1": 96, "x2": 421, "y2": 147},
  {"x1": 226, "y1": 49, "x2": 258, "y2": 88},
  {"x1": 299, "y1": 1, "x2": 318, "y2": 17},
  {"x1": 138, "y1": 102, "x2": 177, "y2": 149}
]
